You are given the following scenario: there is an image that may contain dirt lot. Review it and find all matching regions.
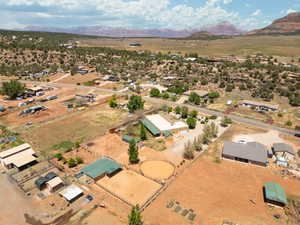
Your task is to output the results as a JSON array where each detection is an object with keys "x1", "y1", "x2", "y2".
[
  {"x1": 19, "y1": 104, "x2": 128, "y2": 156},
  {"x1": 97, "y1": 169, "x2": 162, "y2": 206},
  {"x1": 79, "y1": 35, "x2": 300, "y2": 57},
  {"x1": 59, "y1": 72, "x2": 101, "y2": 85},
  {"x1": 79, "y1": 207, "x2": 125, "y2": 225},
  {"x1": 143, "y1": 155, "x2": 300, "y2": 225},
  {"x1": 0, "y1": 169, "x2": 36, "y2": 225}
]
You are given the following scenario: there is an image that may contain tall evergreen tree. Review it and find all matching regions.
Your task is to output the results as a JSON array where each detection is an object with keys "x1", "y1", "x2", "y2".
[
  {"x1": 128, "y1": 139, "x2": 139, "y2": 164},
  {"x1": 128, "y1": 205, "x2": 142, "y2": 225},
  {"x1": 140, "y1": 123, "x2": 147, "y2": 141}
]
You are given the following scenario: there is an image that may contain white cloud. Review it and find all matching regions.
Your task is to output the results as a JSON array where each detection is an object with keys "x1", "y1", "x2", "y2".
[
  {"x1": 286, "y1": 8, "x2": 296, "y2": 14},
  {"x1": 251, "y1": 9, "x2": 261, "y2": 16},
  {"x1": 1, "y1": 0, "x2": 265, "y2": 30}
]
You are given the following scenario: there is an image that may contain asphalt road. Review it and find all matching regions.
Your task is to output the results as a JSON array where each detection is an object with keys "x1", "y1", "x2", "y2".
[
  {"x1": 143, "y1": 96, "x2": 298, "y2": 136},
  {"x1": 0, "y1": 80, "x2": 298, "y2": 136}
]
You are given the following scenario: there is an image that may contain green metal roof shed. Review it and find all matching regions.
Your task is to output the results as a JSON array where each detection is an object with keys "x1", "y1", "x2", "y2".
[
  {"x1": 80, "y1": 157, "x2": 122, "y2": 179},
  {"x1": 140, "y1": 118, "x2": 160, "y2": 136},
  {"x1": 122, "y1": 135, "x2": 140, "y2": 143},
  {"x1": 264, "y1": 182, "x2": 288, "y2": 206},
  {"x1": 163, "y1": 131, "x2": 172, "y2": 137}
]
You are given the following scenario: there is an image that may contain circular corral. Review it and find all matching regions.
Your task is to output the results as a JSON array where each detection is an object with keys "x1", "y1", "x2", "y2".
[{"x1": 140, "y1": 160, "x2": 175, "y2": 180}]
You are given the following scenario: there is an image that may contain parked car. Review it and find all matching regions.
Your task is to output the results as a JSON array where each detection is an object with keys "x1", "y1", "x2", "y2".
[
  {"x1": 47, "y1": 96, "x2": 58, "y2": 101},
  {"x1": 86, "y1": 195, "x2": 93, "y2": 201},
  {"x1": 295, "y1": 133, "x2": 300, "y2": 138}
]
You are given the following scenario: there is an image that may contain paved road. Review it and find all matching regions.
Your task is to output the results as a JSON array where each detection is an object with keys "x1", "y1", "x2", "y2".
[
  {"x1": 0, "y1": 80, "x2": 298, "y2": 136},
  {"x1": 144, "y1": 96, "x2": 298, "y2": 136}
]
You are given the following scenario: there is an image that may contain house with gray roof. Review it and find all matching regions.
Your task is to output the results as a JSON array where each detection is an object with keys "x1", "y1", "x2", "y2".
[
  {"x1": 222, "y1": 141, "x2": 268, "y2": 167},
  {"x1": 272, "y1": 143, "x2": 295, "y2": 161}
]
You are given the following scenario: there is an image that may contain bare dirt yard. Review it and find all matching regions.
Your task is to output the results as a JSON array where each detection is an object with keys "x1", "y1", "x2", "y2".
[
  {"x1": 140, "y1": 160, "x2": 175, "y2": 180},
  {"x1": 58, "y1": 72, "x2": 101, "y2": 85},
  {"x1": 97, "y1": 169, "x2": 162, "y2": 206},
  {"x1": 143, "y1": 155, "x2": 300, "y2": 225}
]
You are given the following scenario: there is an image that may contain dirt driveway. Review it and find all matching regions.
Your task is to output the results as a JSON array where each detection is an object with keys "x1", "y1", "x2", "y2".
[{"x1": 0, "y1": 169, "x2": 35, "y2": 225}]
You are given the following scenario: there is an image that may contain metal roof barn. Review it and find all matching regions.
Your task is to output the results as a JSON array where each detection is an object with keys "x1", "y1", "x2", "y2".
[
  {"x1": 145, "y1": 114, "x2": 188, "y2": 133},
  {"x1": 264, "y1": 182, "x2": 288, "y2": 206},
  {"x1": 0, "y1": 143, "x2": 31, "y2": 159},
  {"x1": 222, "y1": 141, "x2": 268, "y2": 166},
  {"x1": 80, "y1": 157, "x2": 122, "y2": 179},
  {"x1": 140, "y1": 118, "x2": 161, "y2": 136}
]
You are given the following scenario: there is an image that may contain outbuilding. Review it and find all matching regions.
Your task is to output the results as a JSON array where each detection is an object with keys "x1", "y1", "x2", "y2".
[
  {"x1": 222, "y1": 141, "x2": 268, "y2": 167},
  {"x1": 263, "y1": 182, "x2": 288, "y2": 207},
  {"x1": 59, "y1": 185, "x2": 83, "y2": 202},
  {"x1": 46, "y1": 177, "x2": 64, "y2": 192},
  {"x1": 272, "y1": 143, "x2": 295, "y2": 161},
  {"x1": 145, "y1": 114, "x2": 188, "y2": 134},
  {"x1": 80, "y1": 157, "x2": 122, "y2": 180},
  {"x1": 0, "y1": 143, "x2": 37, "y2": 170}
]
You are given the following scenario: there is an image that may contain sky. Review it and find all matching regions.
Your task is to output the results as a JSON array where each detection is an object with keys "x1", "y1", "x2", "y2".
[{"x1": 0, "y1": 0, "x2": 299, "y2": 30}]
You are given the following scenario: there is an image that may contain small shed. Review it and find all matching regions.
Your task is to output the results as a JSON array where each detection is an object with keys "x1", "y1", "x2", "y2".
[
  {"x1": 59, "y1": 185, "x2": 83, "y2": 202},
  {"x1": 35, "y1": 177, "x2": 49, "y2": 190},
  {"x1": 263, "y1": 182, "x2": 288, "y2": 207},
  {"x1": 122, "y1": 135, "x2": 139, "y2": 144},
  {"x1": 45, "y1": 172, "x2": 57, "y2": 180},
  {"x1": 163, "y1": 131, "x2": 172, "y2": 137},
  {"x1": 46, "y1": 177, "x2": 64, "y2": 192},
  {"x1": 272, "y1": 143, "x2": 295, "y2": 161}
]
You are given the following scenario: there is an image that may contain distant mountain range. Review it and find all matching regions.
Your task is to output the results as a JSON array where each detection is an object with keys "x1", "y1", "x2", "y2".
[
  {"x1": 23, "y1": 12, "x2": 300, "y2": 38},
  {"x1": 23, "y1": 21, "x2": 245, "y2": 38},
  {"x1": 247, "y1": 12, "x2": 300, "y2": 35}
]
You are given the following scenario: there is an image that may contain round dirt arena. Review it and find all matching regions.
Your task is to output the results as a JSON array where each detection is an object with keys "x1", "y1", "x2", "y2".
[{"x1": 140, "y1": 160, "x2": 175, "y2": 180}]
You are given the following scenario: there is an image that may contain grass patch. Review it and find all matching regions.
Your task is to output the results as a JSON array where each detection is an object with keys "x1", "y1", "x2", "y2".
[
  {"x1": 83, "y1": 81, "x2": 94, "y2": 86},
  {"x1": 144, "y1": 138, "x2": 166, "y2": 151},
  {"x1": 65, "y1": 97, "x2": 76, "y2": 102},
  {"x1": 52, "y1": 141, "x2": 75, "y2": 152}
]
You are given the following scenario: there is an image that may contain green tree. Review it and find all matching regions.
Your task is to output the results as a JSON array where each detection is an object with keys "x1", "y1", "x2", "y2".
[
  {"x1": 75, "y1": 157, "x2": 83, "y2": 164},
  {"x1": 190, "y1": 110, "x2": 198, "y2": 118},
  {"x1": 109, "y1": 95, "x2": 118, "y2": 108},
  {"x1": 150, "y1": 88, "x2": 160, "y2": 97},
  {"x1": 128, "y1": 205, "x2": 142, "y2": 225},
  {"x1": 67, "y1": 158, "x2": 77, "y2": 168},
  {"x1": 186, "y1": 117, "x2": 197, "y2": 129},
  {"x1": 54, "y1": 153, "x2": 63, "y2": 161},
  {"x1": 1, "y1": 80, "x2": 25, "y2": 99},
  {"x1": 181, "y1": 106, "x2": 189, "y2": 119},
  {"x1": 140, "y1": 123, "x2": 147, "y2": 141},
  {"x1": 127, "y1": 95, "x2": 144, "y2": 113},
  {"x1": 175, "y1": 106, "x2": 181, "y2": 114},
  {"x1": 128, "y1": 140, "x2": 139, "y2": 164}
]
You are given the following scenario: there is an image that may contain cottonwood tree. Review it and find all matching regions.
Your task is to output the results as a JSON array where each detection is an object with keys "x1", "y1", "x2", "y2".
[
  {"x1": 127, "y1": 95, "x2": 144, "y2": 113},
  {"x1": 1, "y1": 80, "x2": 25, "y2": 99}
]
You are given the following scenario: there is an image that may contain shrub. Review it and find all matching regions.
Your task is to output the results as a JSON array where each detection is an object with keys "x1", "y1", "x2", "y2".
[{"x1": 187, "y1": 117, "x2": 197, "y2": 129}]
